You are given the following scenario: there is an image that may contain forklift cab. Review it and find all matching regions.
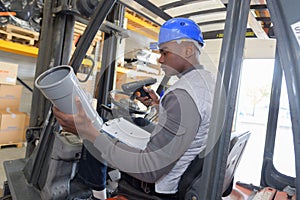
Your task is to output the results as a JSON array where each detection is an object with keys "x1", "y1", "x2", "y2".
[{"x1": 2, "y1": 0, "x2": 300, "y2": 199}]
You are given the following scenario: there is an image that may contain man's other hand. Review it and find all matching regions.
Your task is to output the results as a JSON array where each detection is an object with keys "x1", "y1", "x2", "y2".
[{"x1": 136, "y1": 86, "x2": 160, "y2": 107}]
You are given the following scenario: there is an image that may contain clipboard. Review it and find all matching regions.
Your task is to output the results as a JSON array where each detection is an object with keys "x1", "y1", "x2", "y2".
[{"x1": 101, "y1": 117, "x2": 151, "y2": 150}]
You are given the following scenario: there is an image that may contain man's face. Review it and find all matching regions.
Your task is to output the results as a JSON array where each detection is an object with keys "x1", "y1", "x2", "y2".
[{"x1": 158, "y1": 41, "x2": 187, "y2": 76}]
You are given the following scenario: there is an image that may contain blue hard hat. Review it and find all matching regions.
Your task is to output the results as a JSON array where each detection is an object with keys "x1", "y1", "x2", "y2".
[{"x1": 158, "y1": 18, "x2": 205, "y2": 47}]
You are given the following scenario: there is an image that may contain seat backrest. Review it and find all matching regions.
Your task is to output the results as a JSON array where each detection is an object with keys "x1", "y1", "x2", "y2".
[
  {"x1": 222, "y1": 131, "x2": 251, "y2": 195},
  {"x1": 178, "y1": 131, "x2": 251, "y2": 199}
]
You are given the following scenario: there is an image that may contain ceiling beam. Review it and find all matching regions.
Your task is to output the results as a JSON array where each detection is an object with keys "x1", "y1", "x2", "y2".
[
  {"x1": 177, "y1": 7, "x2": 227, "y2": 18},
  {"x1": 248, "y1": 11, "x2": 269, "y2": 39},
  {"x1": 256, "y1": 16, "x2": 271, "y2": 22},
  {"x1": 250, "y1": 4, "x2": 268, "y2": 10},
  {"x1": 224, "y1": 3, "x2": 268, "y2": 10},
  {"x1": 198, "y1": 19, "x2": 226, "y2": 26},
  {"x1": 159, "y1": 0, "x2": 205, "y2": 10},
  {"x1": 133, "y1": 0, "x2": 172, "y2": 20}
]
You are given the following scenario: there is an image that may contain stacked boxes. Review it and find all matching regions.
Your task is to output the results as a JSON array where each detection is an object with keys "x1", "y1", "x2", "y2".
[
  {"x1": 0, "y1": 62, "x2": 27, "y2": 145},
  {"x1": 0, "y1": 109, "x2": 26, "y2": 144},
  {"x1": 0, "y1": 61, "x2": 18, "y2": 85},
  {"x1": 0, "y1": 84, "x2": 22, "y2": 108}
]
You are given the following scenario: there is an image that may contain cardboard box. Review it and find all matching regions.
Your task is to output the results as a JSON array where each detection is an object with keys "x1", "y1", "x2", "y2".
[
  {"x1": 0, "y1": 84, "x2": 23, "y2": 110},
  {"x1": 0, "y1": 109, "x2": 26, "y2": 130},
  {"x1": 0, "y1": 130, "x2": 23, "y2": 144},
  {"x1": 0, "y1": 62, "x2": 19, "y2": 85},
  {"x1": 22, "y1": 113, "x2": 30, "y2": 142},
  {"x1": 0, "y1": 109, "x2": 26, "y2": 144}
]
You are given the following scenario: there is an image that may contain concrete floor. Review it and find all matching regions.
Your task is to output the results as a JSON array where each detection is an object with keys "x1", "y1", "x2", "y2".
[{"x1": 0, "y1": 145, "x2": 26, "y2": 190}]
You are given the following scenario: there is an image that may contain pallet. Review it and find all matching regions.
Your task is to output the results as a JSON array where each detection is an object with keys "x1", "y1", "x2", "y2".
[
  {"x1": 0, "y1": 142, "x2": 24, "y2": 149},
  {"x1": 74, "y1": 21, "x2": 102, "y2": 44},
  {"x1": 124, "y1": 9, "x2": 159, "y2": 40},
  {"x1": 125, "y1": 9, "x2": 159, "y2": 28},
  {"x1": 0, "y1": 24, "x2": 39, "y2": 46},
  {"x1": 73, "y1": 21, "x2": 103, "y2": 56}
]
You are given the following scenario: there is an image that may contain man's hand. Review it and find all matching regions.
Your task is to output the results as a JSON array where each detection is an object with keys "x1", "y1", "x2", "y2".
[
  {"x1": 136, "y1": 86, "x2": 160, "y2": 107},
  {"x1": 52, "y1": 97, "x2": 100, "y2": 142}
]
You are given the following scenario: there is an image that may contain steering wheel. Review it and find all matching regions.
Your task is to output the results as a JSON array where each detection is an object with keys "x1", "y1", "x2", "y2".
[{"x1": 109, "y1": 90, "x2": 150, "y2": 115}]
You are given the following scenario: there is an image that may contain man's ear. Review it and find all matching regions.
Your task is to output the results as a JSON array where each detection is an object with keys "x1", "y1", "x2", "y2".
[{"x1": 185, "y1": 44, "x2": 195, "y2": 58}]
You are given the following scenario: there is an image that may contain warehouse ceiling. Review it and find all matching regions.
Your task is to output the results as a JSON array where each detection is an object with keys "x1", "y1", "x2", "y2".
[
  {"x1": 120, "y1": 0, "x2": 272, "y2": 40},
  {"x1": 0, "y1": 0, "x2": 274, "y2": 70},
  {"x1": 120, "y1": 0, "x2": 276, "y2": 75},
  {"x1": 0, "y1": 0, "x2": 272, "y2": 41}
]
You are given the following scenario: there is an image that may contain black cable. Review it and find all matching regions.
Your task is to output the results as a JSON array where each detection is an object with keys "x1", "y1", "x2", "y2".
[
  {"x1": 77, "y1": 55, "x2": 95, "y2": 83},
  {"x1": 17, "y1": 77, "x2": 33, "y2": 92}
]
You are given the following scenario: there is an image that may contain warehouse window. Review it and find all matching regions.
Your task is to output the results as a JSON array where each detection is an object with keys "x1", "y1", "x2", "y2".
[
  {"x1": 273, "y1": 76, "x2": 295, "y2": 177},
  {"x1": 235, "y1": 58, "x2": 295, "y2": 185}
]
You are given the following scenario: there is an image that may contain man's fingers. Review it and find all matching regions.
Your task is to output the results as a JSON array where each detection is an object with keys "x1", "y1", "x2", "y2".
[
  {"x1": 138, "y1": 96, "x2": 149, "y2": 101},
  {"x1": 135, "y1": 87, "x2": 159, "y2": 106},
  {"x1": 143, "y1": 86, "x2": 155, "y2": 94},
  {"x1": 146, "y1": 98, "x2": 153, "y2": 106},
  {"x1": 143, "y1": 86, "x2": 149, "y2": 92},
  {"x1": 75, "y1": 97, "x2": 85, "y2": 115},
  {"x1": 53, "y1": 106, "x2": 64, "y2": 119},
  {"x1": 75, "y1": 97, "x2": 90, "y2": 123}
]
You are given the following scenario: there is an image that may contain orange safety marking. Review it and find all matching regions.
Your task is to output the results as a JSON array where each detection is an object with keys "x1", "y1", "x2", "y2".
[{"x1": 0, "y1": 12, "x2": 17, "y2": 16}]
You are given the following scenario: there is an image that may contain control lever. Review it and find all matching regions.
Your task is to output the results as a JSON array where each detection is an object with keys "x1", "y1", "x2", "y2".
[{"x1": 121, "y1": 78, "x2": 157, "y2": 98}]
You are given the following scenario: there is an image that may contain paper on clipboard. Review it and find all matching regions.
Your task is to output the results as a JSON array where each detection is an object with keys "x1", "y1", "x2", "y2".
[{"x1": 101, "y1": 117, "x2": 151, "y2": 150}]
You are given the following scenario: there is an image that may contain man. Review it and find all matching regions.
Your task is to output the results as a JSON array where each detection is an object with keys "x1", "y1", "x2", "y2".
[{"x1": 53, "y1": 17, "x2": 215, "y2": 199}]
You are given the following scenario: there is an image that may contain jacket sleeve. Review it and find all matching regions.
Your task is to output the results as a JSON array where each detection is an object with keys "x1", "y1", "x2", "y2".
[{"x1": 93, "y1": 89, "x2": 201, "y2": 183}]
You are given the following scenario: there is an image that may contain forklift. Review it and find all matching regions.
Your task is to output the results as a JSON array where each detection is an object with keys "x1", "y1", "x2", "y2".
[{"x1": 1, "y1": 0, "x2": 300, "y2": 199}]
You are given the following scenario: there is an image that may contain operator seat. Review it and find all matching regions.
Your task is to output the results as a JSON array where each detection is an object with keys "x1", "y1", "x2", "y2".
[
  {"x1": 178, "y1": 131, "x2": 251, "y2": 199},
  {"x1": 109, "y1": 131, "x2": 251, "y2": 200}
]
